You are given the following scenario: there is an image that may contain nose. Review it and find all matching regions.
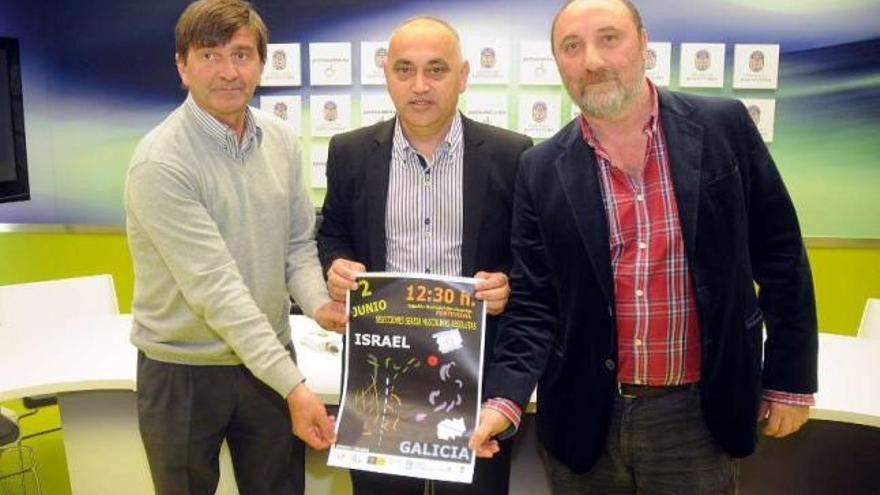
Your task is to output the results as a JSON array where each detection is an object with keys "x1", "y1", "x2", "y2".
[
  {"x1": 218, "y1": 56, "x2": 239, "y2": 80},
  {"x1": 412, "y1": 70, "x2": 430, "y2": 93},
  {"x1": 581, "y1": 45, "x2": 605, "y2": 72}
]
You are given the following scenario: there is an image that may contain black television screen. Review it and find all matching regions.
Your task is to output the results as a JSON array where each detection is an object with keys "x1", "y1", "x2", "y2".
[{"x1": 0, "y1": 37, "x2": 29, "y2": 203}]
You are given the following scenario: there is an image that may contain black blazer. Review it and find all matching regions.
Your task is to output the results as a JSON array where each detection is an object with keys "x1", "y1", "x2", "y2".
[
  {"x1": 485, "y1": 89, "x2": 818, "y2": 473},
  {"x1": 318, "y1": 115, "x2": 533, "y2": 367}
]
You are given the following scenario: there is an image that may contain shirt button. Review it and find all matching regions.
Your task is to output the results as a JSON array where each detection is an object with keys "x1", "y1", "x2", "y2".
[
  {"x1": 605, "y1": 359, "x2": 615, "y2": 371},
  {"x1": 424, "y1": 218, "x2": 431, "y2": 225},
  {"x1": 635, "y1": 289, "x2": 644, "y2": 297},
  {"x1": 634, "y1": 379, "x2": 642, "y2": 385},
  {"x1": 638, "y1": 242, "x2": 647, "y2": 250},
  {"x1": 425, "y1": 268, "x2": 431, "y2": 273},
  {"x1": 635, "y1": 338, "x2": 643, "y2": 346},
  {"x1": 636, "y1": 194, "x2": 645, "y2": 202}
]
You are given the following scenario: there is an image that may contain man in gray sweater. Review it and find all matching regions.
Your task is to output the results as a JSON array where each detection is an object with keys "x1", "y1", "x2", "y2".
[{"x1": 123, "y1": 1, "x2": 345, "y2": 493}]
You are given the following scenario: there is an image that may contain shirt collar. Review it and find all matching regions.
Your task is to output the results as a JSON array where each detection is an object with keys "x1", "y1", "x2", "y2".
[
  {"x1": 579, "y1": 78, "x2": 659, "y2": 149},
  {"x1": 185, "y1": 94, "x2": 262, "y2": 159},
  {"x1": 392, "y1": 111, "x2": 463, "y2": 165}
]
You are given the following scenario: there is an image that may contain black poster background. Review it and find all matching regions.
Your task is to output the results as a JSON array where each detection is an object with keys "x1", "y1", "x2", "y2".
[{"x1": 336, "y1": 274, "x2": 484, "y2": 466}]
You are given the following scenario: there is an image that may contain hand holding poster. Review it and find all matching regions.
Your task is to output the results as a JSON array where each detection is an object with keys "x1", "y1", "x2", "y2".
[{"x1": 327, "y1": 273, "x2": 486, "y2": 483}]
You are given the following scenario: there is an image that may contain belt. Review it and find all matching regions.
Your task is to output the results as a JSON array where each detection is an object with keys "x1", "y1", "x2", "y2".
[{"x1": 617, "y1": 382, "x2": 695, "y2": 399}]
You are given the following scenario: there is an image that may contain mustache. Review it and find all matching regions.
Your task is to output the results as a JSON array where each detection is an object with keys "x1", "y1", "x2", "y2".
[{"x1": 580, "y1": 70, "x2": 616, "y2": 85}]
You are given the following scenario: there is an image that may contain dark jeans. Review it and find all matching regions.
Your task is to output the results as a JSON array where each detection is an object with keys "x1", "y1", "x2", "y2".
[
  {"x1": 136, "y1": 351, "x2": 305, "y2": 495},
  {"x1": 350, "y1": 437, "x2": 513, "y2": 495},
  {"x1": 540, "y1": 385, "x2": 738, "y2": 495}
]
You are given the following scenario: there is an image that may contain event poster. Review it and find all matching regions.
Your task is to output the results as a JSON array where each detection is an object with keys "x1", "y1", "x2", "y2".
[{"x1": 328, "y1": 273, "x2": 487, "y2": 483}]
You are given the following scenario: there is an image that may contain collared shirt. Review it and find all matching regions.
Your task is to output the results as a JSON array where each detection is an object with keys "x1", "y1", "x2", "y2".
[
  {"x1": 582, "y1": 86, "x2": 703, "y2": 387},
  {"x1": 385, "y1": 113, "x2": 464, "y2": 276},
  {"x1": 185, "y1": 95, "x2": 261, "y2": 160}
]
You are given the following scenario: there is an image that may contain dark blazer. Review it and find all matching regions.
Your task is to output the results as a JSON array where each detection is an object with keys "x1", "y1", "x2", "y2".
[
  {"x1": 318, "y1": 115, "x2": 533, "y2": 368},
  {"x1": 485, "y1": 89, "x2": 818, "y2": 473}
]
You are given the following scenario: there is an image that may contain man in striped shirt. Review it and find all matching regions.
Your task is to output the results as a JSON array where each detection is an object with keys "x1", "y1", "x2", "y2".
[
  {"x1": 471, "y1": 0, "x2": 818, "y2": 493},
  {"x1": 318, "y1": 15, "x2": 532, "y2": 495}
]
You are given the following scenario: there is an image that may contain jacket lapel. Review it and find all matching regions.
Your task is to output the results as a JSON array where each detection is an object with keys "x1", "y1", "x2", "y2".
[
  {"x1": 461, "y1": 117, "x2": 488, "y2": 276},
  {"x1": 556, "y1": 123, "x2": 614, "y2": 305},
  {"x1": 366, "y1": 119, "x2": 395, "y2": 270},
  {"x1": 657, "y1": 89, "x2": 703, "y2": 263}
]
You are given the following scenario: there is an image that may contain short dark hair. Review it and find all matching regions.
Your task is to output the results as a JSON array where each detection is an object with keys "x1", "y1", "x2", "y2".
[
  {"x1": 175, "y1": 0, "x2": 268, "y2": 64},
  {"x1": 551, "y1": 0, "x2": 644, "y2": 53}
]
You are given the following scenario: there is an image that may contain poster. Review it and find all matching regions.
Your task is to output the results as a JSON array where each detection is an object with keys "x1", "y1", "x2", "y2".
[
  {"x1": 328, "y1": 273, "x2": 486, "y2": 483},
  {"x1": 679, "y1": 42, "x2": 726, "y2": 88},
  {"x1": 310, "y1": 94, "x2": 352, "y2": 137},
  {"x1": 645, "y1": 41, "x2": 671, "y2": 87},
  {"x1": 259, "y1": 95, "x2": 301, "y2": 134},
  {"x1": 464, "y1": 91, "x2": 509, "y2": 128},
  {"x1": 361, "y1": 41, "x2": 389, "y2": 86},
  {"x1": 260, "y1": 43, "x2": 301, "y2": 87},
  {"x1": 309, "y1": 42, "x2": 352, "y2": 86},
  {"x1": 518, "y1": 94, "x2": 561, "y2": 138},
  {"x1": 733, "y1": 43, "x2": 780, "y2": 89},
  {"x1": 739, "y1": 97, "x2": 776, "y2": 142},
  {"x1": 518, "y1": 41, "x2": 561, "y2": 86},
  {"x1": 465, "y1": 39, "x2": 510, "y2": 85}
]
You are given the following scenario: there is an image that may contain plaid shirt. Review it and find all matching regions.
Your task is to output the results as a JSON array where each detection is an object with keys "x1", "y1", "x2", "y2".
[{"x1": 581, "y1": 93, "x2": 701, "y2": 386}]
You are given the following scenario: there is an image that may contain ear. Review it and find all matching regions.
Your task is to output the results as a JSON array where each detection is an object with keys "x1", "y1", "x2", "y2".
[
  {"x1": 458, "y1": 60, "x2": 470, "y2": 93},
  {"x1": 175, "y1": 53, "x2": 189, "y2": 88}
]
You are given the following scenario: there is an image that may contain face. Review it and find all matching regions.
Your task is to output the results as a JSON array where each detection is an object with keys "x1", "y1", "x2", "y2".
[
  {"x1": 384, "y1": 20, "x2": 469, "y2": 139},
  {"x1": 176, "y1": 27, "x2": 264, "y2": 130},
  {"x1": 552, "y1": 0, "x2": 647, "y2": 120}
]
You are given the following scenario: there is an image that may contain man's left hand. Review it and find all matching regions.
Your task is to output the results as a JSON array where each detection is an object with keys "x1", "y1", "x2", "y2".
[
  {"x1": 474, "y1": 271, "x2": 510, "y2": 316},
  {"x1": 313, "y1": 300, "x2": 347, "y2": 334},
  {"x1": 758, "y1": 400, "x2": 809, "y2": 438}
]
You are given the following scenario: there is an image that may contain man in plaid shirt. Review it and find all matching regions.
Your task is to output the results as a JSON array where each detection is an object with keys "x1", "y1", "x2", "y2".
[{"x1": 470, "y1": 0, "x2": 817, "y2": 493}]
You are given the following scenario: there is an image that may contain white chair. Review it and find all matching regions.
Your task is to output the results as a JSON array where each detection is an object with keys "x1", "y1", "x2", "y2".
[
  {"x1": 0, "y1": 407, "x2": 43, "y2": 495},
  {"x1": 857, "y1": 298, "x2": 880, "y2": 340}
]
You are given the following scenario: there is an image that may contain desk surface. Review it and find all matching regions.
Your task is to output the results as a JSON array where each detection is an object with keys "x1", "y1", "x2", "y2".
[{"x1": 1, "y1": 316, "x2": 878, "y2": 427}]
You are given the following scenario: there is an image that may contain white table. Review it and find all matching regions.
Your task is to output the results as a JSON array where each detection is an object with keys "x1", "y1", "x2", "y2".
[
  {"x1": 1, "y1": 315, "x2": 878, "y2": 495},
  {"x1": 0, "y1": 314, "x2": 344, "y2": 495}
]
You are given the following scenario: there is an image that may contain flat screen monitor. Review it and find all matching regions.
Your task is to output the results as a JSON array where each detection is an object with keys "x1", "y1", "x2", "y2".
[{"x1": 0, "y1": 37, "x2": 29, "y2": 203}]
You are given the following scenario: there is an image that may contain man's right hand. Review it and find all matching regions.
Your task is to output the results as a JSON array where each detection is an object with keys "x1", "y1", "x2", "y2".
[
  {"x1": 468, "y1": 407, "x2": 512, "y2": 458},
  {"x1": 287, "y1": 382, "x2": 336, "y2": 450},
  {"x1": 327, "y1": 258, "x2": 365, "y2": 302}
]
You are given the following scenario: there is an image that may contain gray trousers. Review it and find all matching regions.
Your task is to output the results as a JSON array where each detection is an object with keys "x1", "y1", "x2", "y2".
[
  {"x1": 136, "y1": 351, "x2": 305, "y2": 495},
  {"x1": 540, "y1": 385, "x2": 738, "y2": 495}
]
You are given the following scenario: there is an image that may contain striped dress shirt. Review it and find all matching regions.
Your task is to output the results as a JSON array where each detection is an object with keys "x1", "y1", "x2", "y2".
[
  {"x1": 385, "y1": 113, "x2": 464, "y2": 276},
  {"x1": 185, "y1": 96, "x2": 260, "y2": 160}
]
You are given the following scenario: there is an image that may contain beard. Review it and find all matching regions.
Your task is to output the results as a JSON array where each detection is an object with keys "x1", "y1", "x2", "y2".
[{"x1": 569, "y1": 63, "x2": 645, "y2": 120}]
